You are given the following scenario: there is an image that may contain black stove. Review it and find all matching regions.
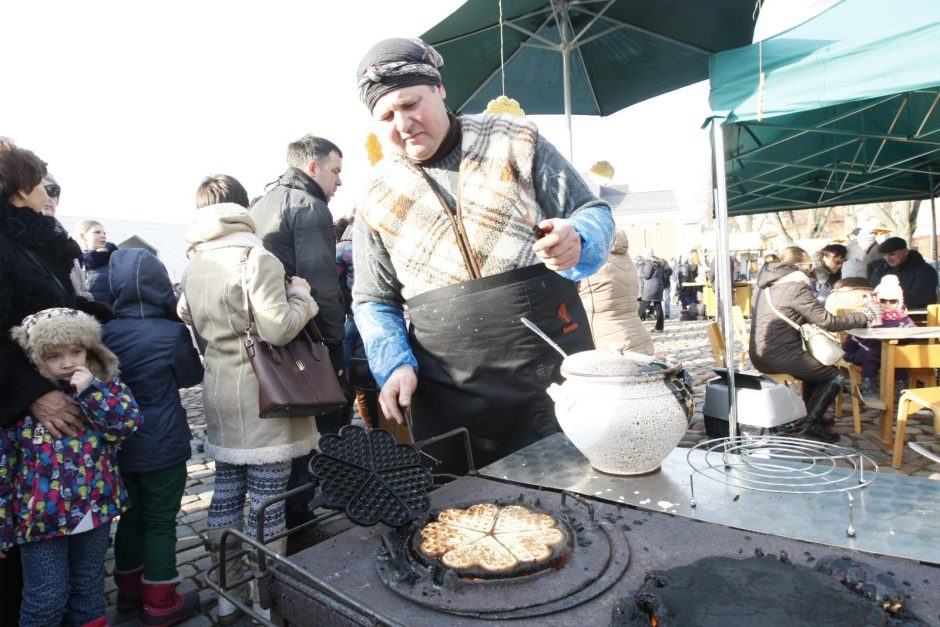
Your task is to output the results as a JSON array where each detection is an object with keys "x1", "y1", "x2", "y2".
[{"x1": 266, "y1": 475, "x2": 940, "y2": 626}]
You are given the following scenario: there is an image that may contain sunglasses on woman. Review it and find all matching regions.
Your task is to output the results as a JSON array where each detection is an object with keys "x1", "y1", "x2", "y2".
[
  {"x1": 879, "y1": 298, "x2": 899, "y2": 304},
  {"x1": 45, "y1": 183, "x2": 61, "y2": 198}
]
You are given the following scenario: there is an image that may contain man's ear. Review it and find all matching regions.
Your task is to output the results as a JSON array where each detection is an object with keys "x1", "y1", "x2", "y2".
[
  {"x1": 438, "y1": 83, "x2": 447, "y2": 100},
  {"x1": 305, "y1": 159, "x2": 319, "y2": 178}
]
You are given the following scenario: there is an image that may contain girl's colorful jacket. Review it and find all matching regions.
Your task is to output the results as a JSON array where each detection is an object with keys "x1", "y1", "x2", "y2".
[{"x1": 5, "y1": 377, "x2": 141, "y2": 545}]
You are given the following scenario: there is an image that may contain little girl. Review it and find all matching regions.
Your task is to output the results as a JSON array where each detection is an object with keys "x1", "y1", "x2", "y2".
[
  {"x1": 843, "y1": 275, "x2": 915, "y2": 395},
  {"x1": 6, "y1": 307, "x2": 141, "y2": 627}
]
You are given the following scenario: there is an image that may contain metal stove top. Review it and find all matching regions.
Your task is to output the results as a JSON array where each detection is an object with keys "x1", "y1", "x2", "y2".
[
  {"x1": 271, "y1": 475, "x2": 940, "y2": 626},
  {"x1": 481, "y1": 433, "x2": 940, "y2": 566}
]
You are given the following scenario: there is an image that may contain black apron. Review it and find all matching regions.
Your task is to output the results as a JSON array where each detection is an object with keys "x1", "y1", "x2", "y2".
[{"x1": 406, "y1": 264, "x2": 593, "y2": 473}]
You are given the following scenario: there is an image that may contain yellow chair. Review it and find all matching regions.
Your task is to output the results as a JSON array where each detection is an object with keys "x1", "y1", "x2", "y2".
[
  {"x1": 707, "y1": 320, "x2": 800, "y2": 390},
  {"x1": 908, "y1": 304, "x2": 940, "y2": 387},
  {"x1": 893, "y1": 387, "x2": 940, "y2": 468}
]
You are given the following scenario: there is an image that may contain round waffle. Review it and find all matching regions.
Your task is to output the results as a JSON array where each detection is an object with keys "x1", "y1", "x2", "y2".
[{"x1": 413, "y1": 503, "x2": 572, "y2": 579}]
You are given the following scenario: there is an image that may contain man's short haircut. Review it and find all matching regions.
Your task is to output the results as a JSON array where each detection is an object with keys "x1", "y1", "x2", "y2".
[
  {"x1": 0, "y1": 137, "x2": 47, "y2": 203},
  {"x1": 196, "y1": 174, "x2": 250, "y2": 209},
  {"x1": 819, "y1": 243, "x2": 848, "y2": 259},
  {"x1": 286, "y1": 135, "x2": 342, "y2": 170}
]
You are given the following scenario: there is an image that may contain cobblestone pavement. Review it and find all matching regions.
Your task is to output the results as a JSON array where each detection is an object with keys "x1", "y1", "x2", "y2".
[{"x1": 105, "y1": 317, "x2": 940, "y2": 625}]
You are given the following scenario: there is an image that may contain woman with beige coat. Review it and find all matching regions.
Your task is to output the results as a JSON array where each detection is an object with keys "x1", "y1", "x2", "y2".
[
  {"x1": 579, "y1": 229, "x2": 655, "y2": 355},
  {"x1": 181, "y1": 175, "x2": 318, "y2": 623}
]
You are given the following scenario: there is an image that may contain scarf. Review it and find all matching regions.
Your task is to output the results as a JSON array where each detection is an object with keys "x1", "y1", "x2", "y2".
[{"x1": 1, "y1": 200, "x2": 82, "y2": 280}]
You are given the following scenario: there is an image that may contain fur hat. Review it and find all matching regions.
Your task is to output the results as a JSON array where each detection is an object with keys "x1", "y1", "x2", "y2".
[
  {"x1": 874, "y1": 275, "x2": 904, "y2": 305},
  {"x1": 10, "y1": 307, "x2": 119, "y2": 384}
]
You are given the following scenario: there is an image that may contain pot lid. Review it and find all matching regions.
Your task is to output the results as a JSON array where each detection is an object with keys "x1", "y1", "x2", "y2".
[{"x1": 560, "y1": 345, "x2": 675, "y2": 377}]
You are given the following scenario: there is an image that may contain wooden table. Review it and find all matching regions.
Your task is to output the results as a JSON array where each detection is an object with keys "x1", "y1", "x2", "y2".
[{"x1": 845, "y1": 326, "x2": 940, "y2": 449}]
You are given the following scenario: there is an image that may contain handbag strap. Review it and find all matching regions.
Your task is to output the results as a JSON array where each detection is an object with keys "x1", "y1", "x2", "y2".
[
  {"x1": 764, "y1": 287, "x2": 803, "y2": 333},
  {"x1": 239, "y1": 247, "x2": 328, "y2": 345}
]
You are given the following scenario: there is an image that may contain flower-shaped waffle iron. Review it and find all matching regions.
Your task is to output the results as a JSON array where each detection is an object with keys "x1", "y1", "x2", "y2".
[{"x1": 309, "y1": 425, "x2": 432, "y2": 527}]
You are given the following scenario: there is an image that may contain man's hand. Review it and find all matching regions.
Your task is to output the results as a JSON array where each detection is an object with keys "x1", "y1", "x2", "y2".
[
  {"x1": 533, "y1": 219, "x2": 581, "y2": 271},
  {"x1": 29, "y1": 390, "x2": 83, "y2": 438},
  {"x1": 379, "y1": 364, "x2": 418, "y2": 425}
]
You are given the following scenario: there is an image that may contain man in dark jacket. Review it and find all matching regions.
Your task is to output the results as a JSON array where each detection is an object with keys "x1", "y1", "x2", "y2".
[
  {"x1": 251, "y1": 135, "x2": 347, "y2": 426},
  {"x1": 868, "y1": 237, "x2": 938, "y2": 308},
  {"x1": 250, "y1": 135, "x2": 347, "y2": 529}
]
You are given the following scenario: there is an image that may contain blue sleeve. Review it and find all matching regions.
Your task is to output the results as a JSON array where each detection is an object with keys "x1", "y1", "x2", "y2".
[
  {"x1": 352, "y1": 302, "x2": 418, "y2": 387},
  {"x1": 171, "y1": 325, "x2": 204, "y2": 389},
  {"x1": 558, "y1": 205, "x2": 614, "y2": 281}
]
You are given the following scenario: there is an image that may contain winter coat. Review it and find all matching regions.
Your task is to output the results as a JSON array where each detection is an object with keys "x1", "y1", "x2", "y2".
[
  {"x1": 579, "y1": 233, "x2": 654, "y2": 355},
  {"x1": 83, "y1": 242, "x2": 118, "y2": 303},
  {"x1": 250, "y1": 168, "x2": 345, "y2": 346},
  {"x1": 6, "y1": 376, "x2": 140, "y2": 545},
  {"x1": 869, "y1": 249, "x2": 939, "y2": 309},
  {"x1": 181, "y1": 203, "x2": 319, "y2": 465},
  {"x1": 0, "y1": 426, "x2": 14, "y2": 550},
  {"x1": 336, "y1": 236, "x2": 354, "y2": 316},
  {"x1": 640, "y1": 259, "x2": 665, "y2": 302},
  {"x1": 811, "y1": 264, "x2": 841, "y2": 304},
  {"x1": 677, "y1": 262, "x2": 700, "y2": 297},
  {"x1": 102, "y1": 249, "x2": 204, "y2": 474},
  {"x1": 749, "y1": 263, "x2": 868, "y2": 375},
  {"x1": 0, "y1": 201, "x2": 112, "y2": 429}
]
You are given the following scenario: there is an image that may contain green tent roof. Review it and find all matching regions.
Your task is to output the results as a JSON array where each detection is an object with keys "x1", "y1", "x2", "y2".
[{"x1": 708, "y1": 0, "x2": 940, "y2": 216}]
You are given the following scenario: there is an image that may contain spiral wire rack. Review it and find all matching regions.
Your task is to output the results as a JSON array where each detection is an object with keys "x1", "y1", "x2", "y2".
[{"x1": 687, "y1": 435, "x2": 879, "y2": 495}]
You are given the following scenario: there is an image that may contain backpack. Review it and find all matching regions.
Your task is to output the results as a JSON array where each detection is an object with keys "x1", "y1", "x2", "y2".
[{"x1": 662, "y1": 264, "x2": 672, "y2": 288}]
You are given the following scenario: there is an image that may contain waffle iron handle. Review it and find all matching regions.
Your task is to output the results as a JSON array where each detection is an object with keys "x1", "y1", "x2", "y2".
[{"x1": 412, "y1": 426, "x2": 477, "y2": 476}]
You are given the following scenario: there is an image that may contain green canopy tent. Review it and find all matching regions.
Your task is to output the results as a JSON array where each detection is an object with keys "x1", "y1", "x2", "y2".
[{"x1": 706, "y1": 0, "x2": 940, "y2": 431}]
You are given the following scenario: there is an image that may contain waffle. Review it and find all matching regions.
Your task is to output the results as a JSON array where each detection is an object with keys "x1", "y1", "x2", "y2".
[
  {"x1": 417, "y1": 503, "x2": 567, "y2": 576},
  {"x1": 442, "y1": 535, "x2": 518, "y2": 572},
  {"x1": 437, "y1": 503, "x2": 499, "y2": 533},
  {"x1": 418, "y1": 522, "x2": 485, "y2": 557}
]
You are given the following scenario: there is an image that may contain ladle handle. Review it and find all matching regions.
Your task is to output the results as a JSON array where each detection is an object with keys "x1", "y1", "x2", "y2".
[{"x1": 520, "y1": 317, "x2": 568, "y2": 359}]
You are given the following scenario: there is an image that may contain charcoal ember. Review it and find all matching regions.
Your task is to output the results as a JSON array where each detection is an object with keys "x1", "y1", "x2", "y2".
[
  {"x1": 613, "y1": 555, "x2": 925, "y2": 626},
  {"x1": 815, "y1": 554, "x2": 907, "y2": 613}
]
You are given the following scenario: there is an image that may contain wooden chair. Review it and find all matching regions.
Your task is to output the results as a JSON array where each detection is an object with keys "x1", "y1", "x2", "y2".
[
  {"x1": 835, "y1": 308, "x2": 884, "y2": 432},
  {"x1": 908, "y1": 303, "x2": 940, "y2": 387},
  {"x1": 707, "y1": 320, "x2": 800, "y2": 389},
  {"x1": 893, "y1": 387, "x2": 940, "y2": 468},
  {"x1": 883, "y1": 343, "x2": 940, "y2": 446}
]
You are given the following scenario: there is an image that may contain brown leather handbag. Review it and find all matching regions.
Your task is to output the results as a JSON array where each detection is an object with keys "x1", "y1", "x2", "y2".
[{"x1": 241, "y1": 250, "x2": 346, "y2": 418}]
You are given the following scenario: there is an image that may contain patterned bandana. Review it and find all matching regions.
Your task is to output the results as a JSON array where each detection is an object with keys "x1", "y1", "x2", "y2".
[{"x1": 357, "y1": 38, "x2": 444, "y2": 112}]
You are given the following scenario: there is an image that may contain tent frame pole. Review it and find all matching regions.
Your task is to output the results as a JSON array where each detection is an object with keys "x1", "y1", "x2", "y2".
[{"x1": 711, "y1": 119, "x2": 738, "y2": 437}]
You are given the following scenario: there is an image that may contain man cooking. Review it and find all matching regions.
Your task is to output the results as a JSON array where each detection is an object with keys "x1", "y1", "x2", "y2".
[{"x1": 352, "y1": 38, "x2": 613, "y2": 472}]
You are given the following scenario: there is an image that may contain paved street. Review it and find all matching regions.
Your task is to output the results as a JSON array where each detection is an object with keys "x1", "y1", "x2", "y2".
[{"x1": 104, "y1": 317, "x2": 940, "y2": 625}]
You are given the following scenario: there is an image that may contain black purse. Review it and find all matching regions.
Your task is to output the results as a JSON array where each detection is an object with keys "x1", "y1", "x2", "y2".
[{"x1": 240, "y1": 250, "x2": 346, "y2": 418}]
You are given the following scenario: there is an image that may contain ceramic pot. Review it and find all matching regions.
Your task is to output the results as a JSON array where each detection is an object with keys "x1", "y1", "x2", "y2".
[{"x1": 547, "y1": 348, "x2": 694, "y2": 475}]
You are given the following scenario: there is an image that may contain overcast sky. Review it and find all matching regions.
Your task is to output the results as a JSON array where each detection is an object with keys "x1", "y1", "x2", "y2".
[{"x1": 1, "y1": 0, "x2": 836, "y2": 227}]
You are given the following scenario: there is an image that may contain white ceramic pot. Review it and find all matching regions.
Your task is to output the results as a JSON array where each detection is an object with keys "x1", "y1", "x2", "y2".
[{"x1": 547, "y1": 348, "x2": 694, "y2": 475}]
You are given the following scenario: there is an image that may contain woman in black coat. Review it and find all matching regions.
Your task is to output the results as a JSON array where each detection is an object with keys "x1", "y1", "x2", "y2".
[
  {"x1": 639, "y1": 254, "x2": 665, "y2": 332},
  {"x1": 0, "y1": 138, "x2": 113, "y2": 622},
  {"x1": 76, "y1": 219, "x2": 118, "y2": 303},
  {"x1": 749, "y1": 246, "x2": 873, "y2": 442}
]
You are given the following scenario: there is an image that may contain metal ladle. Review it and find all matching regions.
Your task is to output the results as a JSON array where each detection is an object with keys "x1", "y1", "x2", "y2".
[{"x1": 521, "y1": 317, "x2": 567, "y2": 358}]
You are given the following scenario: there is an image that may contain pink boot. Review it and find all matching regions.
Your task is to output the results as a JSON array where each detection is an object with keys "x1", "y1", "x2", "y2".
[
  {"x1": 114, "y1": 566, "x2": 144, "y2": 612},
  {"x1": 140, "y1": 578, "x2": 200, "y2": 627}
]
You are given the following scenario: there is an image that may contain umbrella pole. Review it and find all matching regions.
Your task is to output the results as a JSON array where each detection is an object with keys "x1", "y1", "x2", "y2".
[
  {"x1": 931, "y1": 174, "x2": 937, "y2": 267},
  {"x1": 562, "y1": 29, "x2": 573, "y2": 160},
  {"x1": 710, "y1": 119, "x2": 738, "y2": 437}
]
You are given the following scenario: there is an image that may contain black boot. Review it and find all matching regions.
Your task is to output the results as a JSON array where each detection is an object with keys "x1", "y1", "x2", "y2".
[{"x1": 802, "y1": 376, "x2": 843, "y2": 444}]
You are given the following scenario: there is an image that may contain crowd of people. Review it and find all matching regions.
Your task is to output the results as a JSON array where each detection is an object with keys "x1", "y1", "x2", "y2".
[{"x1": 2, "y1": 33, "x2": 939, "y2": 627}]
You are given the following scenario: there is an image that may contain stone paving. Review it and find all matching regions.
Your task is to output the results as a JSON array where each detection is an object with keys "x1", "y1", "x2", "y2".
[{"x1": 103, "y1": 316, "x2": 940, "y2": 625}]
